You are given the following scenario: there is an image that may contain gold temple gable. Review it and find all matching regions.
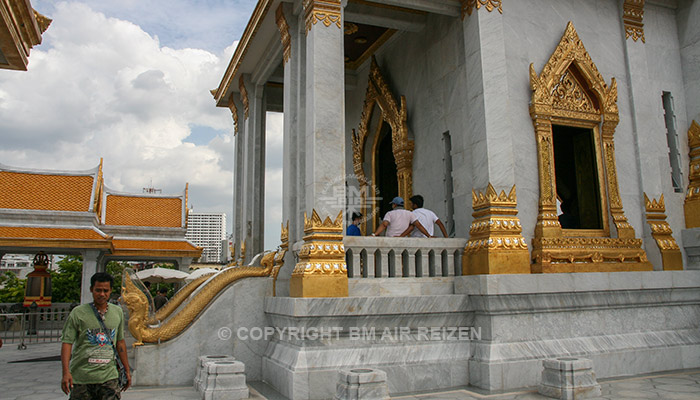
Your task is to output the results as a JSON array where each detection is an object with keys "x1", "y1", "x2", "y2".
[
  {"x1": 529, "y1": 22, "x2": 650, "y2": 273},
  {"x1": 352, "y1": 57, "x2": 414, "y2": 231}
]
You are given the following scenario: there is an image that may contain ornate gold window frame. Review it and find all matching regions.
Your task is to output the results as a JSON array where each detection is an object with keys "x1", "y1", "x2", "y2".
[
  {"x1": 351, "y1": 57, "x2": 414, "y2": 232},
  {"x1": 529, "y1": 22, "x2": 651, "y2": 273}
]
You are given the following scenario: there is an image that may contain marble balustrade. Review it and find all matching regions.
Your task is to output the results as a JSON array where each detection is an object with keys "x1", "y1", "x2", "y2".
[{"x1": 344, "y1": 236, "x2": 466, "y2": 278}]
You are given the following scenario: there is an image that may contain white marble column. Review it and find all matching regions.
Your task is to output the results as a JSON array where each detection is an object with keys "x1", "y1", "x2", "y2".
[
  {"x1": 622, "y1": 13, "x2": 673, "y2": 270},
  {"x1": 461, "y1": 8, "x2": 516, "y2": 191},
  {"x1": 303, "y1": 0, "x2": 346, "y2": 216},
  {"x1": 678, "y1": 0, "x2": 700, "y2": 124},
  {"x1": 231, "y1": 95, "x2": 245, "y2": 261},
  {"x1": 80, "y1": 250, "x2": 101, "y2": 304},
  {"x1": 253, "y1": 84, "x2": 266, "y2": 257},
  {"x1": 241, "y1": 75, "x2": 266, "y2": 262},
  {"x1": 278, "y1": 2, "x2": 302, "y2": 296}
]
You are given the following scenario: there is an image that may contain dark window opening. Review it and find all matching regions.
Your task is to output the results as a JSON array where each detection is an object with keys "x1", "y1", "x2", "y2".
[{"x1": 553, "y1": 125, "x2": 603, "y2": 230}]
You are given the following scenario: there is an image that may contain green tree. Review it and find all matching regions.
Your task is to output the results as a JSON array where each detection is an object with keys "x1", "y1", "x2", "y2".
[
  {"x1": 0, "y1": 271, "x2": 26, "y2": 303},
  {"x1": 50, "y1": 256, "x2": 83, "y2": 303},
  {"x1": 106, "y1": 261, "x2": 130, "y2": 296}
]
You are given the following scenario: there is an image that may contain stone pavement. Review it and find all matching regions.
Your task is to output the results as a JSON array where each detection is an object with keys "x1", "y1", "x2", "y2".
[{"x1": 2, "y1": 341, "x2": 700, "y2": 399}]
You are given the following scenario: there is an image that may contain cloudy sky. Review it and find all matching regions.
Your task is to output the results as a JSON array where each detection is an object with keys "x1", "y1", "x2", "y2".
[{"x1": 1, "y1": 1, "x2": 284, "y2": 250}]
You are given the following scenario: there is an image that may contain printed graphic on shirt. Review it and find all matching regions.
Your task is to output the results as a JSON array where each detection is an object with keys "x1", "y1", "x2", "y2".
[{"x1": 86, "y1": 328, "x2": 116, "y2": 365}]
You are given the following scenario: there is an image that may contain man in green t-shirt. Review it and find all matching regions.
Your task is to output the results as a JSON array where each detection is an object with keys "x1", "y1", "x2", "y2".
[{"x1": 60, "y1": 272, "x2": 132, "y2": 399}]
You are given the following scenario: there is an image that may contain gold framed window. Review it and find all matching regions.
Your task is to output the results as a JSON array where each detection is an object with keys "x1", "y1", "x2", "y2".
[{"x1": 529, "y1": 22, "x2": 651, "y2": 273}]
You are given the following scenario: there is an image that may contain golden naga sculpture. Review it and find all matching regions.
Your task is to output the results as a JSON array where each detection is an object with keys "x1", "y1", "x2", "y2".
[
  {"x1": 153, "y1": 275, "x2": 212, "y2": 322},
  {"x1": 122, "y1": 259, "x2": 274, "y2": 345},
  {"x1": 272, "y1": 221, "x2": 289, "y2": 296},
  {"x1": 644, "y1": 193, "x2": 682, "y2": 270}
]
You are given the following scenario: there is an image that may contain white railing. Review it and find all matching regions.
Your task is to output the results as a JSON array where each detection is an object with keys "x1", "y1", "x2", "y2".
[{"x1": 344, "y1": 237, "x2": 467, "y2": 278}]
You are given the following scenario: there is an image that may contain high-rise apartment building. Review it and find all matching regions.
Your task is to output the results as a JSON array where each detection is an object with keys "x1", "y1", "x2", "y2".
[{"x1": 186, "y1": 212, "x2": 227, "y2": 263}]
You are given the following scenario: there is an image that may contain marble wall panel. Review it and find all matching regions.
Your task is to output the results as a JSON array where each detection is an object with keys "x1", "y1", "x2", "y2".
[{"x1": 344, "y1": 13, "x2": 470, "y2": 236}]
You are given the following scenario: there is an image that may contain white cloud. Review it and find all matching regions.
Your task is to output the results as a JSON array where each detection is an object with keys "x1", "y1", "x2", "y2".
[{"x1": 0, "y1": 2, "x2": 238, "y2": 229}]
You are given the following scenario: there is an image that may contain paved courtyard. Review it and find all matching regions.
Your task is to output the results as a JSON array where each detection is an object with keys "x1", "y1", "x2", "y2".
[{"x1": 1, "y1": 341, "x2": 699, "y2": 399}]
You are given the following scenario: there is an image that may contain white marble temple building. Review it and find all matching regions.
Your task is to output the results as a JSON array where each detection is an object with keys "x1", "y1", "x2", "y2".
[{"x1": 127, "y1": 1, "x2": 700, "y2": 398}]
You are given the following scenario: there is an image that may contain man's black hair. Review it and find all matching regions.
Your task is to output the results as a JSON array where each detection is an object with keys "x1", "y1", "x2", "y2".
[
  {"x1": 158, "y1": 288, "x2": 168, "y2": 294},
  {"x1": 90, "y1": 272, "x2": 114, "y2": 289},
  {"x1": 352, "y1": 212, "x2": 362, "y2": 221},
  {"x1": 410, "y1": 195, "x2": 424, "y2": 209}
]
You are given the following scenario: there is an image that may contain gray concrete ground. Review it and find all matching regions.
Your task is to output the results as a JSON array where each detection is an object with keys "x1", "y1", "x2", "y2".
[{"x1": 1, "y1": 341, "x2": 700, "y2": 399}]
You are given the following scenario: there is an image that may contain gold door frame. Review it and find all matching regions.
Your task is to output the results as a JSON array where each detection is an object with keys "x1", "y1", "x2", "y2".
[
  {"x1": 351, "y1": 57, "x2": 414, "y2": 233},
  {"x1": 529, "y1": 22, "x2": 650, "y2": 272}
]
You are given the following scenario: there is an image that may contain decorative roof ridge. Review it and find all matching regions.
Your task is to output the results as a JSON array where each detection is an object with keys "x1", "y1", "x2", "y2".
[
  {"x1": 103, "y1": 186, "x2": 186, "y2": 199},
  {"x1": 111, "y1": 236, "x2": 192, "y2": 242},
  {"x1": 0, "y1": 162, "x2": 101, "y2": 177}
]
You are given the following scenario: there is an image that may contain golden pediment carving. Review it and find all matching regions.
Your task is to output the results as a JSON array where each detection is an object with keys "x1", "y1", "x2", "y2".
[
  {"x1": 552, "y1": 71, "x2": 595, "y2": 113},
  {"x1": 530, "y1": 22, "x2": 618, "y2": 117}
]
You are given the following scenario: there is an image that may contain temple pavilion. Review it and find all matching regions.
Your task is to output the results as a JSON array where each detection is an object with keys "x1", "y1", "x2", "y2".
[{"x1": 0, "y1": 161, "x2": 201, "y2": 303}]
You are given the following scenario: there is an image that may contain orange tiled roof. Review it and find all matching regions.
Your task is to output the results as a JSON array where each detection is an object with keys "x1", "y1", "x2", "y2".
[
  {"x1": 0, "y1": 226, "x2": 108, "y2": 240},
  {"x1": 104, "y1": 195, "x2": 182, "y2": 228},
  {"x1": 0, "y1": 171, "x2": 94, "y2": 212},
  {"x1": 111, "y1": 239, "x2": 201, "y2": 258}
]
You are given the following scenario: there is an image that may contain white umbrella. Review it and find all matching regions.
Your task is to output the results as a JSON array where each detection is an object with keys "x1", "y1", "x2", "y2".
[
  {"x1": 135, "y1": 267, "x2": 189, "y2": 284},
  {"x1": 185, "y1": 268, "x2": 218, "y2": 282}
]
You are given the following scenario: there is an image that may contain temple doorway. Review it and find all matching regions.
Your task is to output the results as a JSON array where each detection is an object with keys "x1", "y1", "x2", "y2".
[
  {"x1": 553, "y1": 124, "x2": 603, "y2": 230},
  {"x1": 374, "y1": 122, "x2": 398, "y2": 222}
]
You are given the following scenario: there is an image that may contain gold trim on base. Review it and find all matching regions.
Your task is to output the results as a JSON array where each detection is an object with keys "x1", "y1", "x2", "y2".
[
  {"x1": 290, "y1": 210, "x2": 348, "y2": 297},
  {"x1": 645, "y1": 194, "x2": 683, "y2": 270},
  {"x1": 462, "y1": 184, "x2": 530, "y2": 275}
]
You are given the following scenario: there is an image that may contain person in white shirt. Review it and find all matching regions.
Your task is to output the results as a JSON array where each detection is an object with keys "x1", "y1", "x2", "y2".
[
  {"x1": 372, "y1": 197, "x2": 430, "y2": 237},
  {"x1": 408, "y1": 195, "x2": 448, "y2": 238}
]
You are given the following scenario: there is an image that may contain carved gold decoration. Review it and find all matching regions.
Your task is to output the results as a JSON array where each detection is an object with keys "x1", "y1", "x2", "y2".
[
  {"x1": 463, "y1": 184, "x2": 530, "y2": 274},
  {"x1": 122, "y1": 261, "x2": 274, "y2": 345},
  {"x1": 272, "y1": 220, "x2": 289, "y2": 296},
  {"x1": 33, "y1": 10, "x2": 52, "y2": 34},
  {"x1": 290, "y1": 210, "x2": 348, "y2": 297},
  {"x1": 529, "y1": 22, "x2": 651, "y2": 273},
  {"x1": 227, "y1": 93, "x2": 239, "y2": 135},
  {"x1": 239, "y1": 75, "x2": 249, "y2": 120},
  {"x1": 344, "y1": 22, "x2": 359, "y2": 35},
  {"x1": 275, "y1": 4, "x2": 291, "y2": 64},
  {"x1": 352, "y1": 57, "x2": 414, "y2": 231},
  {"x1": 644, "y1": 193, "x2": 683, "y2": 270},
  {"x1": 460, "y1": 0, "x2": 502, "y2": 19},
  {"x1": 303, "y1": 0, "x2": 342, "y2": 34},
  {"x1": 240, "y1": 239, "x2": 247, "y2": 265},
  {"x1": 685, "y1": 120, "x2": 700, "y2": 228},
  {"x1": 623, "y1": 0, "x2": 645, "y2": 43}
]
